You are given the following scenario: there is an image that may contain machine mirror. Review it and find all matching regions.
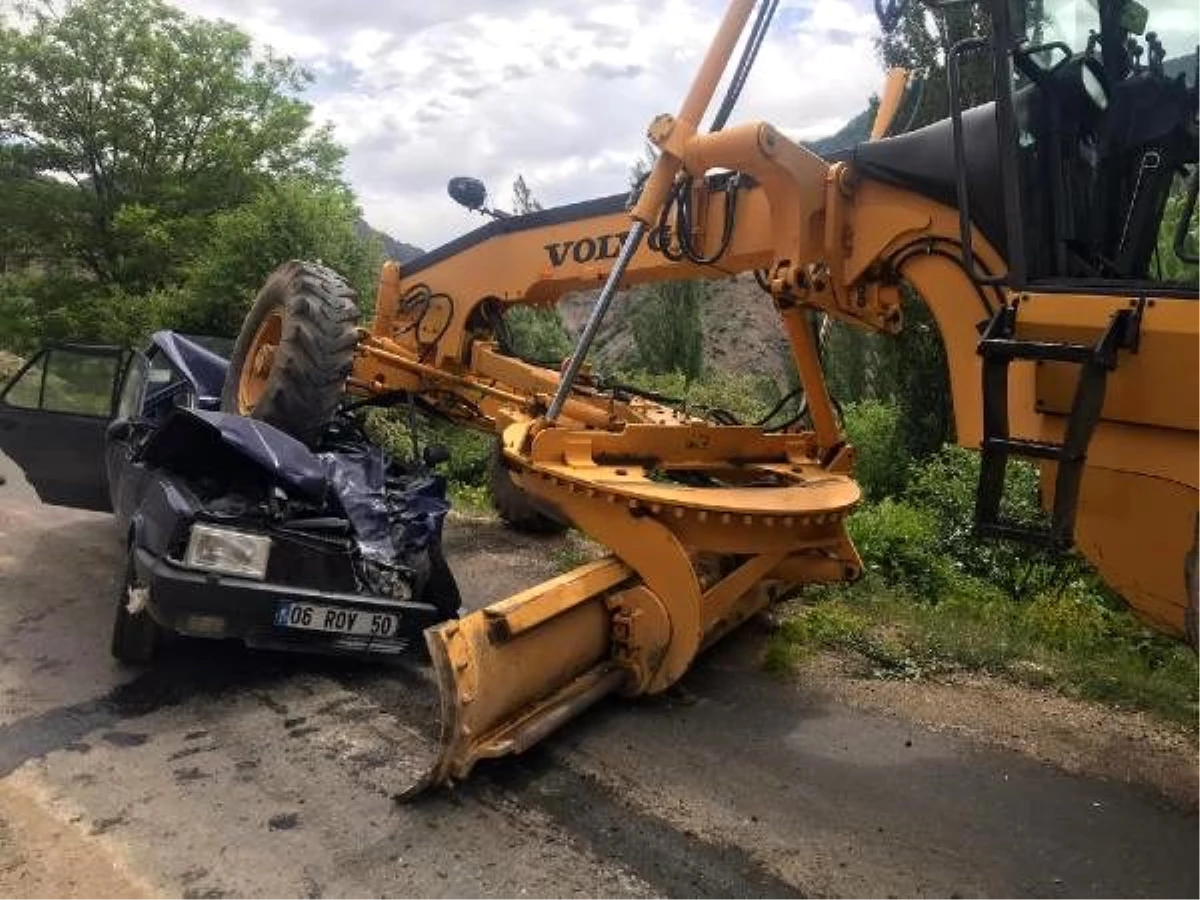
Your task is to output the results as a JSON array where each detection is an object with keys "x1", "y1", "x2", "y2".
[
  {"x1": 448, "y1": 177, "x2": 488, "y2": 211},
  {"x1": 1119, "y1": 0, "x2": 1148, "y2": 36}
]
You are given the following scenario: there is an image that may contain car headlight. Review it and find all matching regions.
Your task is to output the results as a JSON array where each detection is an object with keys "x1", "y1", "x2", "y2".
[{"x1": 184, "y1": 524, "x2": 271, "y2": 580}]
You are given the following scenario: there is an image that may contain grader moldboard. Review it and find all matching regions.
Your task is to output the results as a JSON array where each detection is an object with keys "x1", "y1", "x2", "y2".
[{"x1": 223, "y1": 0, "x2": 1199, "y2": 794}]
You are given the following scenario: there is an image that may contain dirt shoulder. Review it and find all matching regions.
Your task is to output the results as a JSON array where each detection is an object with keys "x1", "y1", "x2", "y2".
[
  {"x1": 0, "y1": 776, "x2": 152, "y2": 899},
  {"x1": 794, "y1": 649, "x2": 1198, "y2": 809}
]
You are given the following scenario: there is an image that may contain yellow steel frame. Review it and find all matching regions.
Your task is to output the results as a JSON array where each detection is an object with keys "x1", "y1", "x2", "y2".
[{"x1": 246, "y1": 0, "x2": 1197, "y2": 787}]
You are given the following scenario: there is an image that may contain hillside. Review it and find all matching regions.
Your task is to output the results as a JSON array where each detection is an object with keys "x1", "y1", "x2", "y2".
[
  {"x1": 1162, "y1": 52, "x2": 1196, "y2": 86},
  {"x1": 806, "y1": 104, "x2": 874, "y2": 157},
  {"x1": 356, "y1": 218, "x2": 423, "y2": 264},
  {"x1": 557, "y1": 276, "x2": 796, "y2": 389}
]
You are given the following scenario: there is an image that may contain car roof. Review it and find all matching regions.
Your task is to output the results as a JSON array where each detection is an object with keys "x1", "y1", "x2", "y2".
[{"x1": 149, "y1": 331, "x2": 230, "y2": 406}]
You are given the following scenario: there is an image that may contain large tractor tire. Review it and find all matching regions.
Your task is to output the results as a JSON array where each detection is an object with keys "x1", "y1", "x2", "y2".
[
  {"x1": 221, "y1": 261, "x2": 360, "y2": 445},
  {"x1": 488, "y1": 441, "x2": 568, "y2": 535}
]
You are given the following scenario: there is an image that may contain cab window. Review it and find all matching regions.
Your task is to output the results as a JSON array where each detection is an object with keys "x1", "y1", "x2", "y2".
[{"x1": 1, "y1": 347, "x2": 123, "y2": 417}]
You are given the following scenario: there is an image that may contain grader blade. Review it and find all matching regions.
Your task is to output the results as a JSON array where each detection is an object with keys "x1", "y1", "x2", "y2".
[
  {"x1": 396, "y1": 422, "x2": 864, "y2": 797},
  {"x1": 398, "y1": 557, "x2": 632, "y2": 796}
]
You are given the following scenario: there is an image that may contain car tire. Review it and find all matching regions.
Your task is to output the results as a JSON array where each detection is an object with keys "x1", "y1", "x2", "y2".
[
  {"x1": 488, "y1": 441, "x2": 568, "y2": 535},
  {"x1": 110, "y1": 551, "x2": 162, "y2": 666},
  {"x1": 221, "y1": 260, "x2": 360, "y2": 446},
  {"x1": 425, "y1": 545, "x2": 463, "y2": 619}
]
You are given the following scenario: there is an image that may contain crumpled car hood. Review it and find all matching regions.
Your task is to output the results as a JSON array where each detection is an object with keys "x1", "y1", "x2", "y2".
[
  {"x1": 141, "y1": 408, "x2": 448, "y2": 561},
  {"x1": 142, "y1": 408, "x2": 328, "y2": 498}
]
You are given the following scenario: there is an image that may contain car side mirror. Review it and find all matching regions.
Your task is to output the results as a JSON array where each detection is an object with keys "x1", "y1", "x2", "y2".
[
  {"x1": 106, "y1": 419, "x2": 134, "y2": 442},
  {"x1": 422, "y1": 443, "x2": 450, "y2": 468}
]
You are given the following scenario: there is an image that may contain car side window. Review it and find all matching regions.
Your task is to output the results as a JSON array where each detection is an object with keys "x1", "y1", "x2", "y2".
[
  {"x1": 141, "y1": 349, "x2": 194, "y2": 420},
  {"x1": 1, "y1": 347, "x2": 122, "y2": 417},
  {"x1": 116, "y1": 354, "x2": 148, "y2": 420}
]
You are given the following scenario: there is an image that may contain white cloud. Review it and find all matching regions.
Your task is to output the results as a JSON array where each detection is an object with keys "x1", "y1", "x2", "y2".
[{"x1": 168, "y1": 0, "x2": 886, "y2": 250}]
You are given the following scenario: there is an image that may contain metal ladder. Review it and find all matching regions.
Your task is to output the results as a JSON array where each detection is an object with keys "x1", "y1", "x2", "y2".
[{"x1": 973, "y1": 301, "x2": 1141, "y2": 549}]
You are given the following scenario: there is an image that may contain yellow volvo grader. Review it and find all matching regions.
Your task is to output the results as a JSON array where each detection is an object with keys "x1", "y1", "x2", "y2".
[{"x1": 222, "y1": 0, "x2": 1199, "y2": 792}]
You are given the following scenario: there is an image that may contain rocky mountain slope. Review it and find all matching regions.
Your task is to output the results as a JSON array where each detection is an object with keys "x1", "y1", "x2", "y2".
[{"x1": 556, "y1": 277, "x2": 796, "y2": 389}]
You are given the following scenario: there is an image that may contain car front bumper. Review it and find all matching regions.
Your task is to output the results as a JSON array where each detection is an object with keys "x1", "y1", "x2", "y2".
[{"x1": 133, "y1": 546, "x2": 444, "y2": 657}]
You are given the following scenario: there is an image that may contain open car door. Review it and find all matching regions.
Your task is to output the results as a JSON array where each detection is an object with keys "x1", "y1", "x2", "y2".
[{"x1": 0, "y1": 344, "x2": 127, "y2": 512}]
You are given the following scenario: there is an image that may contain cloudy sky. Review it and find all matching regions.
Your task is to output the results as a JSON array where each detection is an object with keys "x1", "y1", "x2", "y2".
[{"x1": 166, "y1": 0, "x2": 886, "y2": 250}]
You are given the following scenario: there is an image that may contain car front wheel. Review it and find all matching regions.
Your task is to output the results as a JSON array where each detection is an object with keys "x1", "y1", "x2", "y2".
[{"x1": 110, "y1": 550, "x2": 163, "y2": 665}]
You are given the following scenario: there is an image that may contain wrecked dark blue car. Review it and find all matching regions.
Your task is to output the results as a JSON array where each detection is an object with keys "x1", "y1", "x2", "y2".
[{"x1": 0, "y1": 332, "x2": 460, "y2": 664}]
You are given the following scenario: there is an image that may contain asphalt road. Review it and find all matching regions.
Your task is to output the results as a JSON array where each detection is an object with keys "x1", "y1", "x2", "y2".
[{"x1": 0, "y1": 461, "x2": 1196, "y2": 898}]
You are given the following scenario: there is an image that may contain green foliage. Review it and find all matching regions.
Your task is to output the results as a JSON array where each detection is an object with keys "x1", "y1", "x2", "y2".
[
  {"x1": 847, "y1": 499, "x2": 959, "y2": 600},
  {"x1": 179, "y1": 180, "x2": 381, "y2": 336},
  {"x1": 0, "y1": 0, "x2": 344, "y2": 289},
  {"x1": 0, "y1": 0, "x2": 374, "y2": 350},
  {"x1": 768, "y1": 584, "x2": 1199, "y2": 726},
  {"x1": 362, "y1": 407, "x2": 492, "y2": 491},
  {"x1": 1155, "y1": 176, "x2": 1198, "y2": 284},
  {"x1": 825, "y1": 294, "x2": 952, "y2": 462},
  {"x1": 0, "y1": 273, "x2": 189, "y2": 351},
  {"x1": 447, "y1": 482, "x2": 492, "y2": 516},
  {"x1": 842, "y1": 399, "x2": 908, "y2": 500},
  {"x1": 611, "y1": 369, "x2": 782, "y2": 425},
  {"x1": 818, "y1": 439, "x2": 1096, "y2": 608},
  {"x1": 875, "y1": 1, "x2": 1016, "y2": 130},
  {"x1": 630, "y1": 280, "x2": 705, "y2": 382},
  {"x1": 364, "y1": 407, "x2": 494, "y2": 515},
  {"x1": 503, "y1": 306, "x2": 573, "y2": 365},
  {"x1": 903, "y1": 446, "x2": 1090, "y2": 601}
]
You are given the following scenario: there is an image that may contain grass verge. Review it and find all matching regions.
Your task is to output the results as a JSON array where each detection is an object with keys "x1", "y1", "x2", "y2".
[{"x1": 765, "y1": 578, "x2": 1199, "y2": 729}]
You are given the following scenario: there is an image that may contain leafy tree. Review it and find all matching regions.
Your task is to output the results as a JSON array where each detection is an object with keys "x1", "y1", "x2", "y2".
[
  {"x1": 819, "y1": 0, "x2": 1002, "y2": 463},
  {"x1": 630, "y1": 280, "x2": 705, "y2": 382},
  {"x1": 502, "y1": 305, "x2": 574, "y2": 364},
  {"x1": 1155, "y1": 176, "x2": 1199, "y2": 284},
  {"x1": 0, "y1": 0, "x2": 344, "y2": 293},
  {"x1": 501, "y1": 174, "x2": 575, "y2": 363},
  {"x1": 876, "y1": 1, "x2": 1004, "y2": 131},
  {"x1": 0, "y1": 0, "x2": 379, "y2": 348},
  {"x1": 825, "y1": 291, "x2": 952, "y2": 459},
  {"x1": 179, "y1": 180, "x2": 382, "y2": 335},
  {"x1": 511, "y1": 174, "x2": 542, "y2": 215}
]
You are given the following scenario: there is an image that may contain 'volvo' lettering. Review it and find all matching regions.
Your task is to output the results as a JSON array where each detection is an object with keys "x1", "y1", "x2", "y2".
[{"x1": 542, "y1": 228, "x2": 667, "y2": 268}]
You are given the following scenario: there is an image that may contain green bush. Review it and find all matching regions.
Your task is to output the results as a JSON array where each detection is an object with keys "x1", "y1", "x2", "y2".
[
  {"x1": 847, "y1": 499, "x2": 958, "y2": 600},
  {"x1": 764, "y1": 602, "x2": 872, "y2": 672},
  {"x1": 842, "y1": 399, "x2": 909, "y2": 500},
  {"x1": 502, "y1": 306, "x2": 573, "y2": 364},
  {"x1": 630, "y1": 280, "x2": 705, "y2": 381},
  {"x1": 768, "y1": 584, "x2": 1199, "y2": 725},
  {"x1": 822, "y1": 293, "x2": 953, "y2": 460},
  {"x1": 903, "y1": 446, "x2": 1090, "y2": 601},
  {"x1": 610, "y1": 369, "x2": 782, "y2": 424},
  {"x1": 0, "y1": 274, "x2": 191, "y2": 352},
  {"x1": 1021, "y1": 590, "x2": 1114, "y2": 652},
  {"x1": 362, "y1": 408, "x2": 491, "y2": 488}
]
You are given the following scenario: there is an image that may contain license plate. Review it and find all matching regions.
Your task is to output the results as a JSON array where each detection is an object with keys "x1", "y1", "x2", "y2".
[{"x1": 274, "y1": 602, "x2": 399, "y2": 638}]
